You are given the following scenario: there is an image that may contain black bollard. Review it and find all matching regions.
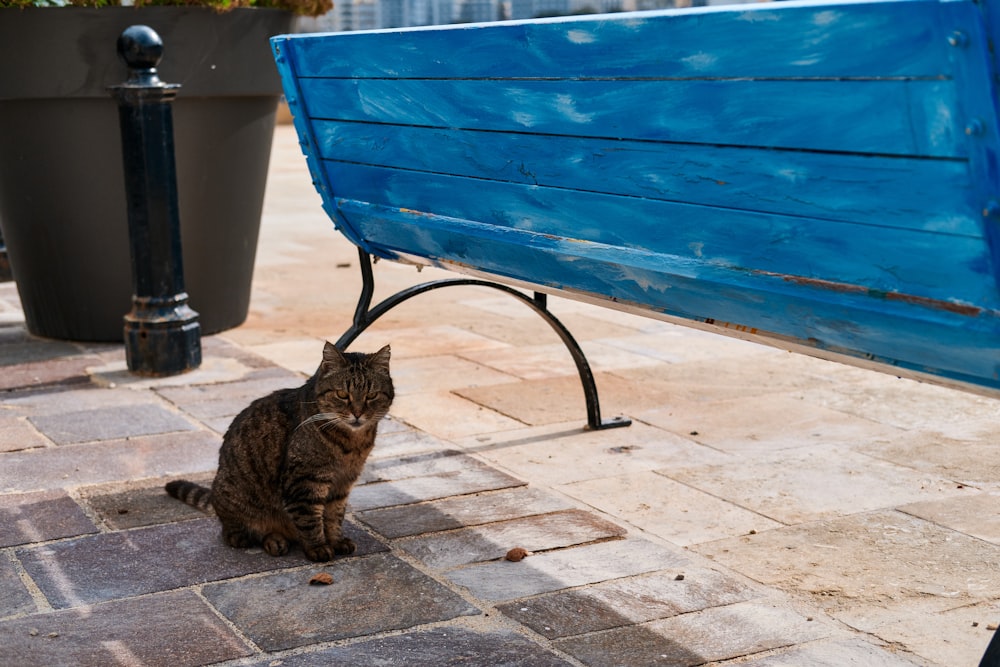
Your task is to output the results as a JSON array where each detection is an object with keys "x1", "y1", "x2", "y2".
[{"x1": 109, "y1": 25, "x2": 201, "y2": 376}]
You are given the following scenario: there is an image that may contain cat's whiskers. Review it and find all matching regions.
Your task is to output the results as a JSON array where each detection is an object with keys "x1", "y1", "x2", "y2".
[{"x1": 296, "y1": 412, "x2": 340, "y2": 431}]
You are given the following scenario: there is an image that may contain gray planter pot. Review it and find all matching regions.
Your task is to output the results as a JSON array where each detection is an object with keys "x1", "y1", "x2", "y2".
[{"x1": 0, "y1": 6, "x2": 294, "y2": 341}]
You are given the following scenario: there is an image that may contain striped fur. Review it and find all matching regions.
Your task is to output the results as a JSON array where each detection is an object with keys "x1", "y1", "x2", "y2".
[
  {"x1": 164, "y1": 479, "x2": 212, "y2": 511},
  {"x1": 164, "y1": 342, "x2": 393, "y2": 562}
]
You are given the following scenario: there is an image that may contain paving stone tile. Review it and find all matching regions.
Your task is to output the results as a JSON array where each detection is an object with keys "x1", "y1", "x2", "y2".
[
  {"x1": 241, "y1": 337, "x2": 331, "y2": 375},
  {"x1": 16, "y1": 517, "x2": 385, "y2": 608},
  {"x1": 87, "y1": 356, "x2": 260, "y2": 391},
  {"x1": 551, "y1": 601, "x2": 828, "y2": 667},
  {"x1": 337, "y1": 324, "x2": 511, "y2": 359},
  {"x1": 559, "y1": 470, "x2": 782, "y2": 547},
  {"x1": 736, "y1": 637, "x2": 924, "y2": 666},
  {"x1": 3, "y1": 385, "x2": 162, "y2": 415},
  {"x1": 800, "y1": 376, "x2": 1000, "y2": 442},
  {"x1": 349, "y1": 465, "x2": 524, "y2": 511},
  {"x1": 898, "y1": 491, "x2": 1000, "y2": 545},
  {"x1": 361, "y1": 449, "x2": 483, "y2": 484},
  {"x1": 857, "y1": 431, "x2": 1000, "y2": 487},
  {"x1": 154, "y1": 372, "x2": 304, "y2": 420},
  {"x1": 444, "y1": 538, "x2": 689, "y2": 602},
  {"x1": 270, "y1": 625, "x2": 574, "y2": 666},
  {"x1": 691, "y1": 511, "x2": 1000, "y2": 631},
  {"x1": 635, "y1": 394, "x2": 903, "y2": 454},
  {"x1": 79, "y1": 474, "x2": 215, "y2": 530},
  {"x1": 389, "y1": 391, "x2": 526, "y2": 440},
  {"x1": 453, "y1": 373, "x2": 642, "y2": 427},
  {"x1": 607, "y1": 353, "x2": 854, "y2": 409},
  {"x1": 390, "y1": 354, "x2": 518, "y2": 395},
  {"x1": 460, "y1": 340, "x2": 661, "y2": 381},
  {"x1": 0, "y1": 431, "x2": 221, "y2": 494},
  {"x1": 460, "y1": 421, "x2": 729, "y2": 487},
  {"x1": 0, "y1": 556, "x2": 35, "y2": 618},
  {"x1": 0, "y1": 590, "x2": 252, "y2": 667},
  {"x1": 0, "y1": 490, "x2": 97, "y2": 547},
  {"x1": 451, "y1": 297, "x2": 639, "y2": 347},
  {"x1": 497, "y1": 568, "x2": 762, "y2": 639},
  {"x1": 399, "y1": 509, "x2": 626, "y2": 570},
  {"x1": 868, "y1": 602, "x2": 1000, "y2": 667},
  {"x1": 368, "y1": 428, "x2": 451, "y2": 461},
  {"x1": 29, "y1": 403, "x2": 198, "y2": 445},
  {"x1": 0, "y1": 328, "x2": 82, "y2": 366},
  {"x1": 358, "y1": 486, "x2": 572, "y2": 538},
  {"x1": 0, "y1": 417, "x2": 49, "y2": 453},
  {"x1": 669, "y1": 445, "x2": 961, "y2": 524},
  {"x1": 599, "y1": 328, "x2": 783, "y2": 365},
  {"x1": 0, "y1": 358, "x2": 95, "y2": 392},
  {"x1": 202, "y1": 552, "x2": 479, "y2": 651}
]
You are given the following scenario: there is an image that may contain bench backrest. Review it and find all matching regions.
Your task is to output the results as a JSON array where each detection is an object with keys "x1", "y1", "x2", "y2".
[{"x1": 272, "y1": 0, "x2": 1000, "y2": 396}]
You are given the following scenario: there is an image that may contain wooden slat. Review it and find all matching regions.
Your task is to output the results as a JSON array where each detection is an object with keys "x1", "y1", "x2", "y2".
[
  {"x1": 324, "y1": 163, "x2": 1000, "y2": 307},
  {"x1": 312, "y1": 120, "x2": 980, "y2": 236},
  {"x1": 280, "y1": 1, "x2": 959, "y2": 80},
  {"x1": 337, "y1": 199, "x2": 1000, "y2": 392},
  {"x1": 297, "y1": 77, "x2": 961, "y2": 157}
]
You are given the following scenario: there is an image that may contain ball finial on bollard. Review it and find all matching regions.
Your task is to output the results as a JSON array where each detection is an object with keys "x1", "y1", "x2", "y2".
[
  {"x1": 117, "y1": 25, "x2": 170, "y2": 88},
  {"x1": 117, "y1": 25, "x2": 163, "y2": 69}
]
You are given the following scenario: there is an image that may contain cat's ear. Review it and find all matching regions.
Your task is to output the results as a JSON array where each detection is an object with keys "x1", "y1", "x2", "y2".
[
  {"x1": 322, "y1": 341, "x2": 349, "y2": 370},
  {"x1": 370, "y1": 344, "x2": 391, "y2": 371}
]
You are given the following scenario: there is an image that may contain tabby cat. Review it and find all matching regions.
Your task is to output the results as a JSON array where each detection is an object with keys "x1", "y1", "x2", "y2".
[{"x1": 166, "y1": 342, "x2": 393, "y2": 562}]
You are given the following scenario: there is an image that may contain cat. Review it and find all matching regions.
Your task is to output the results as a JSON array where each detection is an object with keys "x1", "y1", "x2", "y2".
[{"x1": 165, "y1": 341, "x2": 393, "y2": 562}]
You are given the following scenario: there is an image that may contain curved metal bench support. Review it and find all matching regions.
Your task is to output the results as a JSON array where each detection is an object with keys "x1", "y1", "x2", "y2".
[{"x1": 336, "y1": 249, "x2": 631, "y2": 431}]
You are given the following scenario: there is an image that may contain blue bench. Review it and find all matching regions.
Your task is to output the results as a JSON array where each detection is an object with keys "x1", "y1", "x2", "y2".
[{"x1": 271, "y1": 0, "x2": 1000, "y2": 427}]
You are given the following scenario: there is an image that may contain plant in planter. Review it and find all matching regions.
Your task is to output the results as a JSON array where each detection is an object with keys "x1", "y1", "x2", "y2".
[{"x1": 0, "y1": 0, "x2": 330, "y2": 341}]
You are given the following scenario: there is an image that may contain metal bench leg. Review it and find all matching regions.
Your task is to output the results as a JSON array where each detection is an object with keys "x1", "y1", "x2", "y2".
[
  {"x1": 336, "y1": 249, "x2": 631, "y2": 431},
  {"x1": 981, "y1": 628, "x2": 1000, "y2": 667}
]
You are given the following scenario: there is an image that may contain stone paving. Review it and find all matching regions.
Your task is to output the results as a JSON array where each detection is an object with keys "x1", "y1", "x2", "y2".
[{"x1": 0, "y1": 125, "x2": 999, "y2": 666}]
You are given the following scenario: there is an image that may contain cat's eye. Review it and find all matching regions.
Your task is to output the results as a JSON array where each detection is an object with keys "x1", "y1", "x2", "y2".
[
  {"x1": 366, "y1": 391, "x2": 379, "y2": 401},
  {"x1": 335, "y1": 389, "x2": 349, "y2": 400}
]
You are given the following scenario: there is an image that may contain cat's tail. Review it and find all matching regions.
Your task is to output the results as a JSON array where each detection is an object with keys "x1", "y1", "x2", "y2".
[{"x1": 165, "y1": 479, "x2": 212, "y2": 512}]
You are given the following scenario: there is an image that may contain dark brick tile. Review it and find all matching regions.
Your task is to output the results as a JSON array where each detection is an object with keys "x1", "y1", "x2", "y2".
[
  {"x1": 155, "y1": 372, "x2": 302, "y2": 420},
  {"x1": 358, "y1": 486, "x2": 572, "y2": 538},
  {"x1": 497, "y1": 568, "x2": 761, "y2": 639},
  {"x1": 29, "y1": 403, "x2": 197, "y2": 445},
  {"x1": 202, "y1": 552, "x2": 479, "y2": 651},
  {"x1": 0, "y1": 556, "x2": 35, "y2": 617},
  {"x1": 399, "y1": 509, "x2": 626, "y2": 570},
  {"x1": 272, "y1": 625, "x2": 574, "y2": 666},
  {"x1": 3, "y1": 385, "x2": 158, "y2": 416},
  {"x1": 0, "y1": 330, "x2": 97, "y2": 392},
  {"x1": 0, "y1": 490, "x2": 97, "y2": 547},
  {"x1": 551, "y1": 601, "x2": 828, "y2": 667},
  {"x1": 0, "y1": 590, "x2": 252, "y2": 666},
  {"x1": 17, "y1": 517, "x2": 385, "y2": 608},
  {"x1": 0, "y1": 328, "x2": 82, "y2": 366},
  {"x1": 80, "y1": 474, "x2": 215, "y2": 530},
  {"x1": 0, "y1": 431, "x2": 221, "y2": 494}
]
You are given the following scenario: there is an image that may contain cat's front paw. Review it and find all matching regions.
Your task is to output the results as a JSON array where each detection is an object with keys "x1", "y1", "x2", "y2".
[
  {"x1": 263, "y1": 534, "x2": 289, "y2": 557},
  {"x1": 304, "y1": 543, "x2": 335, "y2": 562},
  {"x1": 330, "y1": 537, "x2": 356, "y2": 555}
]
